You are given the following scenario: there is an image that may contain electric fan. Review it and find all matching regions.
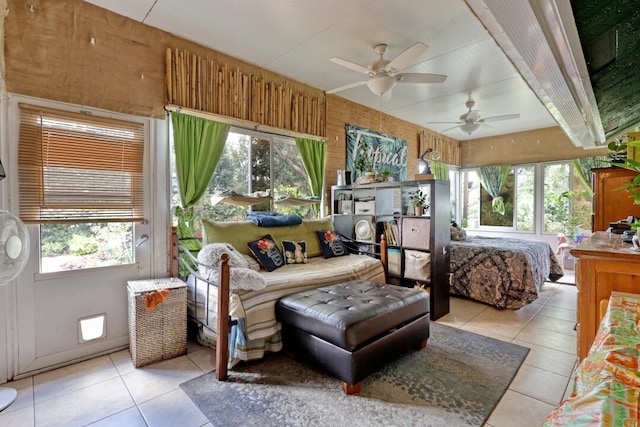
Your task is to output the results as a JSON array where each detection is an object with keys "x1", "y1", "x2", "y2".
[{"x1": 0, "y1": 210, "x2": 29, "y2": 411}]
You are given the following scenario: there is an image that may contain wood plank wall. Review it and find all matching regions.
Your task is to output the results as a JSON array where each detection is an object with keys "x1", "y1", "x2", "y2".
[
  {"x1": 460, "y1": 126, "x2": 608, "y2": 167},
  {"x1": 3, "y1": 0, "x2": 325, "y2": 126}
]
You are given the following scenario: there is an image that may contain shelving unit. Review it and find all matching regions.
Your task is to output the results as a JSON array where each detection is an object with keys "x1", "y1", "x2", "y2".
[{"x1": 331, "y1": 179, "x2": 451, "y2": 319}]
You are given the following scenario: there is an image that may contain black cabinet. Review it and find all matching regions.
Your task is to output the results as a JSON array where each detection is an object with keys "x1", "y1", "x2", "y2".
[{"x1": 331, "y1": 180, "x2": 450, "y2": 320}]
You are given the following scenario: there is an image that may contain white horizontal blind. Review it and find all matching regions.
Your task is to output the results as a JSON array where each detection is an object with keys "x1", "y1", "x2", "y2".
[{"x1": 18, "y1": 103, "x2": 145, "y2": 223}]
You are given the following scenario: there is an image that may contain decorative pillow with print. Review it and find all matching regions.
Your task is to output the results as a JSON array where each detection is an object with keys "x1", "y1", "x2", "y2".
[
  {"x1": 316, "y1": 230, "x2": 348, "y2": 258},
  {"x1": 281, "y1": 240, "x2": 308, "y2": 265},
  {"x1": 247, "y1": 234, "x2": 284, "y2": 272}
]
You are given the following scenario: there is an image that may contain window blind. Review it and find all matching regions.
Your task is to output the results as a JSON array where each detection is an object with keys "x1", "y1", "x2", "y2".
[{"x1": 18, "y1": 103, "x2": 145, "y2": 223}]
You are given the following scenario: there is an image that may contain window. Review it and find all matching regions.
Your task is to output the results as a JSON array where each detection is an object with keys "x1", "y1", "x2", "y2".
[
  {"x1": 457, "y1": 157, "x2": 604, "y2": 236},
  {"x1": 18, "y1": 104, "x2": 145, "y2": 272},
  {"x1": 514, "y1": 165, "x2": 535, "y2": 231},
  {"x1": 460, "y1": 165, "x2": 534, "y2": 231},
  {"x1": 170, "y1": 129, "x2": 312, "y2": 237},
  {"x1": 543, "y1": 161, "x2": 595, "y2": 238}
]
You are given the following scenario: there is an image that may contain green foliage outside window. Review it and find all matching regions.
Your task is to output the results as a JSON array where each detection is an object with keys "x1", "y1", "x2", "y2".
[{"x1": 172, "y1": 131, "x2": 313, "y2": 238}]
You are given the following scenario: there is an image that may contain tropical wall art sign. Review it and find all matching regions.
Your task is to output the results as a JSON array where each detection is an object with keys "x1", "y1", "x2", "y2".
[{"x1": 345, "y1": 124, "x2": 408, "y2": 183}]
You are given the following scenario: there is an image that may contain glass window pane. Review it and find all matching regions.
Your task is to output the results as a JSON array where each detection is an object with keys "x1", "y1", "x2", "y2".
[
  {"x1": 171, "y1": 129, "x2": 312, "y2": 229},
  {"x1": 571, "y1": 165, "x2": 593, "y2": 235},
  {"x1": 273, "y1": 138, "x2": 314, "y2": 218},
  {"x1": 543, "y1": 163, "x2": 571, "y2": 234},
  {"x1": 195, "y1": 132, "x2": 251, "y2": 231},
  {"x1": 460, "y1": 170, "x2": 480, "y2": 229},
  {"x1": 515, "y1": 166, "x2": 535, "y2": 231},
  {"x1": 480, "y1": 170, "x2": 514, "y2": 227},
  {"x1": 40, "y1": 222, "x2": 133, "y2": 273}
]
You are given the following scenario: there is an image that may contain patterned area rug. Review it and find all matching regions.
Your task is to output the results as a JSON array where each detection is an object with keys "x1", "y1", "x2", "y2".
[{"x1": 180, "y1": 322, "x2": 529, "y2": 427}]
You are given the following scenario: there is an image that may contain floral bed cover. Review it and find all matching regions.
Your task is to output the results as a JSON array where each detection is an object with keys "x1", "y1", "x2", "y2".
[
  {"x1": 450, "y1": 236, "x2": 564, "y2": 309},
  {"x1": 543, "y1": 292, "x2": 640, "y2": 426}
]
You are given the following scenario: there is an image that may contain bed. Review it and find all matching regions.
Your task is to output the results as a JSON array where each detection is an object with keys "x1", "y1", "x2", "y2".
[
  {"x1": 169, "y1": 219, "x2": 387, "y2": 374},
  {"x1": 450, "y1": 236, "x2": 564, "y2": 309}
]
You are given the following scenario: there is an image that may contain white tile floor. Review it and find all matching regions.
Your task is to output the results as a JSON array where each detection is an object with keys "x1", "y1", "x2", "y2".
[{"x1": 0, "y1": 280, "x2": 577, "y2": 427}]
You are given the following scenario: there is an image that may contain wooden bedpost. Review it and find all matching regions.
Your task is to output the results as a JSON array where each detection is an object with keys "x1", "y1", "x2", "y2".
[
  {"x1": 380, "y1": 234, "x2": 388, "y2": 282},
  {"x1": 216, "y1": 253, "x2": 230, "y2": 380},
  {"x1": 169, "y1": 226, "x2": 179, "y2": 278}
]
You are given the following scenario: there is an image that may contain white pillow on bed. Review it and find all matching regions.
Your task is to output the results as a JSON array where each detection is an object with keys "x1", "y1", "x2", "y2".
[
  {"x1": 198, "y1": 243, "x2": 248, "y2": 268},
  {"x1": 242, "y1": 254, "x2": 261, "y2": 271},
  {"x1": 198, "y1": 266, "x2": 266, "y2": 291},
  {"x1": 197, "y1": 243, "x2": 266, "y2": 291}
]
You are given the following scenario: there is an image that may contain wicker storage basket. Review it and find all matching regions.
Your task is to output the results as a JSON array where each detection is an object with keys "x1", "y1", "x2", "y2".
[{"x1": 127, "y1": 278, "x2": 187, "y2": 368}]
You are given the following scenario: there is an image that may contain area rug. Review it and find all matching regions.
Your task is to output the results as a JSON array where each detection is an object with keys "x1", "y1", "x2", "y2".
[{"x1": 180, "y1": 322, "x2": 529, "y2": 427}]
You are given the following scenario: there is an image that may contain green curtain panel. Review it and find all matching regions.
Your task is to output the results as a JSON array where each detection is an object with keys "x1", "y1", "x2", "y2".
[
  {"x1": 295, "y1": 137, "x2": 327, "y2": 217},
  {"x1": 172, "y1": 112, "x2": 230, "y2": 248},
  {"x1": 430, "y1": 161, "x2": 449, "y2": 181},
  {"x1": 476, "y1": 165, "x2": 511, "y2": 215}
]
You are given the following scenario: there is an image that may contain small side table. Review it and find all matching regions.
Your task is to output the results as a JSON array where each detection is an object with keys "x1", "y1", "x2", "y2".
[{"x1": 127, "y1": 278, "x2": 187, "y2": 368}]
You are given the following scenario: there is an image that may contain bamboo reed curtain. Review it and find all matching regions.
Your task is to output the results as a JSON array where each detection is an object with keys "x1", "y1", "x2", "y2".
[
  {"x1": 18, "y1": 103, "x2": 145, "y2": 223},
  {"x1": 166, "y1": 48, "x2": 325, "y2": 137}
]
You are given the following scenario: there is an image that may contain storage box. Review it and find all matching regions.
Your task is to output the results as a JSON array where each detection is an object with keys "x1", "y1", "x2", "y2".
[
  {"x1": 404, "y1": 249, "x2": 431, "y2": 281},
  {"x1": 401, "y1": 218, "x2": 431, "y2": 250},
  {"x1": 354, "y1": 201, "x2": 375, "y2": 214},
  {"x1": 388, "y1": 248, "x2": 401, "y2": 275},
  {"x1": 127, "y1": 278, "x2": 187, "y2": 368}
]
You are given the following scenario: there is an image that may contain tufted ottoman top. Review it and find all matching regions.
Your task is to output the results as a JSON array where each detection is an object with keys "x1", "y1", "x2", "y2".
[{"x1": 276, "y1": 279, "x2": 429, "y2": 351}]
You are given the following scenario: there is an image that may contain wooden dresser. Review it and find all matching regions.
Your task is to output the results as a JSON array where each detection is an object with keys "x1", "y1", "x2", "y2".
[
  {"x1": 571, "y1": 231, "x2": 640, "y2": 360},
  {"x1": 592, "y1": 167, "x2": 640, "y2": 231}
]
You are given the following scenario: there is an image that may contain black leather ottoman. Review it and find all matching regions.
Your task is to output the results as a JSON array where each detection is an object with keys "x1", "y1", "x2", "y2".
[{"x1": 276, "y1": 279, "x2": 430, "y2": 394}]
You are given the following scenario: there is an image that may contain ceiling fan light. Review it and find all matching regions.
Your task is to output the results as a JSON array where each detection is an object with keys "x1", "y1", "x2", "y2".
[
  {"x1": 460, "y1": 122, "x2": 480, "y2": 135},
  {"x1": 366, "y1": 76, "x2": 396, "y2": 96}
]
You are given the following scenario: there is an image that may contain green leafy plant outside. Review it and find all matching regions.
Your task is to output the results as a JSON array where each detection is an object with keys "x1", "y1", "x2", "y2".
[
  {"x1": 610, "y1": 139, "x2": 640, "y2": 205},
  {"x1": 68, "y1": 235, "x2": 99, "y2": 256}
]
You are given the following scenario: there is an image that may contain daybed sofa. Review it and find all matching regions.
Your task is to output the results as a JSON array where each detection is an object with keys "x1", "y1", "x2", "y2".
[{"x1": 170, "y1": 217, "x2": 387, "y2": 376}]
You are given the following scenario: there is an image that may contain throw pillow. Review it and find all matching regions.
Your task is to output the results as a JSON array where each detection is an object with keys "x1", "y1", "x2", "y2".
[
  {"x1": 316, "y1": 230, "x2": 348, "y2": 258},
  {"x1": 247, "y1": 234, "x2": 285, "y2": 272},
  {"x1": 281, "y1": 240, "x2": 308, "y2": 264}
]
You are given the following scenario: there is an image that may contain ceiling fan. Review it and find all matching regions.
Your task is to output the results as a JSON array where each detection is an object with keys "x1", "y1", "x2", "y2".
[
  {"x1": 327, "y1": 42, "x2": 447, "y2": 97},
  {"x1": 430, "y1": 99, "x2": 520, "y2": 135}
]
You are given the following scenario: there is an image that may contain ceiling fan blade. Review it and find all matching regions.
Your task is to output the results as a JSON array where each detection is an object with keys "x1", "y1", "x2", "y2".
[
  {"x1": 326, "y1": 80, "x2": 367, "y2": 94},
  {"x1": 385, "y1": 42, "x2": 428, "y2": 73},
  {"x1": 396, "y1": 73, "x2": 447, "y2": 84},
  {"x1": 440, "y1": 124, "x2": 463, "y2": 133},
  {"x1": 426, "y1": 120, "x2": 464, "y2": 124},
  {"x1": 330, "y1": 57, "x2": 370, "y2": 75},
  {"x1": 480, "y1": 113, "x2": 520, "y2": 123}
]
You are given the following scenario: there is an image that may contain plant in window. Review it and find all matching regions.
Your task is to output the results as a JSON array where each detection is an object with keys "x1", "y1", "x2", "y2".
[{"x1": 555, "y1": 191, "x2": 584, "y2": 239}]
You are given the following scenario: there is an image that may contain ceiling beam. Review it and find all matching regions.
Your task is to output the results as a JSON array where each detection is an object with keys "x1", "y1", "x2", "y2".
[{"x1": 466, "y1": 0, "x2": 605, "y2": 149}]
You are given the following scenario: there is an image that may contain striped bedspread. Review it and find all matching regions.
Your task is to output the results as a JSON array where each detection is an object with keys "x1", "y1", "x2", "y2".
[{"x1": 187, "y1": 254, "x2": 385, "y2": 364}]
